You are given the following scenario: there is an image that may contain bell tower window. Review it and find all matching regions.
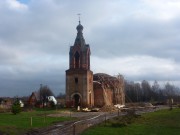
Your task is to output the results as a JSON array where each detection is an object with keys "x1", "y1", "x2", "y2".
[
  {"x1": 74, "y1": 51, "x2": 80, "y2": 68},
  {"x1": 75, "y1": 77, "x2": 78, "y2": 84}
]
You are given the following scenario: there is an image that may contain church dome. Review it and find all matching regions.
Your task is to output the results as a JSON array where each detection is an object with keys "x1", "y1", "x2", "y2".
[{"x1": 76, "y1": 22, "x2": 83, "y2": 32}]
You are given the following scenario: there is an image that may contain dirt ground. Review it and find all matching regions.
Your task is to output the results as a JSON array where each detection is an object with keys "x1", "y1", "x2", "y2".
[
  {"x1": 25, "y1": 111, "x2": 105, "y2": 135},
  {"x1": 48, "y1": 111, "x2": 104, "y2": 118}
]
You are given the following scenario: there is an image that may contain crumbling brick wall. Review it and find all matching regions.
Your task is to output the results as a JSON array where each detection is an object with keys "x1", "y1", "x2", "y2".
[{"x1": 93, "y1": 73, "x2": 125, "y2": 107}]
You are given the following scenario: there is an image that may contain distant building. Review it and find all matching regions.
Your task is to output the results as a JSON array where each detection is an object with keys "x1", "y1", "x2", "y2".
[
  {"x1": 0, "y1": 97, "x2": 12, "y2": 109},
  {"x1": 28, "y1": 91, "x2": 41, "y2": 107},
  {"x1": 19, "y1": 100, "x2": 24, "y2": 108},
  {"x1": 65, "y1": 21, "x2": 125, "y2": 108},
  {"x1": 47, "y1": 96, "x2": 57, "y2": 105},
  {"x1": 28, "y1": 91, "x2": 58, "y2": 107}
]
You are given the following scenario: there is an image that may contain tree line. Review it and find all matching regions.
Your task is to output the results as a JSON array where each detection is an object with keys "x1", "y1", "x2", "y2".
[{"x1": 125, "y1": 80, "x2": 180, "y2": 103}]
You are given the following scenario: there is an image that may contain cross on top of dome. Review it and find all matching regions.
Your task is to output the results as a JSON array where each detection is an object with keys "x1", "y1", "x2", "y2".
[{"x1": 76, "y1": 13, "x2": 83, "y2": 32}]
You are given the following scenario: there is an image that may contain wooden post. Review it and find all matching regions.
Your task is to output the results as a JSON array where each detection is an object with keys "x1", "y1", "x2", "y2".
[
  {"x1": 44, "y1": 111, "x2": 46, "y2": 124},
  {"x1": 30, "y1": 117, "x2": 32, "y2": 126},
  {"x1": 169, "y1": 98, "x2": 173, "y2": 110},
  {"x1": 73, "y1": 123, "x2": 75, "y2": 135},
  {"x1": 105, "y1": 113, "x2": 106, "y2": 125}
]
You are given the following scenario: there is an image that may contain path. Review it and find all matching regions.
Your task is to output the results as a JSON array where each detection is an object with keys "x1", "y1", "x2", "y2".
[{"x1": 25, "y1": 106, "x2": 167, "y2": 135}]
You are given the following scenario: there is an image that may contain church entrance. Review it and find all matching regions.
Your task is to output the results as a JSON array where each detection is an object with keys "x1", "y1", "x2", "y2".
[{"x1": 73, "y1": 94, "x2": 81, "y2": 107}]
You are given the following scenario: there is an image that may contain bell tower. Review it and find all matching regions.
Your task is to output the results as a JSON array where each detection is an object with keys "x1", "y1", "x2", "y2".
[{"x1": 65, "y1": 20, "x2": 94, "y2": 108}]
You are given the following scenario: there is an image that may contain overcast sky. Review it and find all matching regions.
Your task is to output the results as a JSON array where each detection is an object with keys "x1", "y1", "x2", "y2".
[{"x1": 0, "y1": 0, "x2": 180, "y2": 97}]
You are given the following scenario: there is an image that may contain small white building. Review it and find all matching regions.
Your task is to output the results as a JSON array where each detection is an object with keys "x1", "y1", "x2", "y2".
[
  {"x1": 47, "y1": 96, "x2": 57, "y2": 105},
  {"x1": 19, "y1": 100, "x2": 24, "y2": 107}
]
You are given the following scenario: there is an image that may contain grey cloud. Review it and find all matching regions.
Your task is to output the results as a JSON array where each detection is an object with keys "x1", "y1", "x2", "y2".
[
  {"x1": 89, "y1": 17, "x2": 180, "y2": 60},
  {"x1": 0, "y1": 68, "x2": 65, "y2": 97}
]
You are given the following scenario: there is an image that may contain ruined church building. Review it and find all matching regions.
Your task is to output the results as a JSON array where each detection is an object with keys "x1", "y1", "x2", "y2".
[{"x1": 66, "y1": 20, "x2": 125, "y2": 108}]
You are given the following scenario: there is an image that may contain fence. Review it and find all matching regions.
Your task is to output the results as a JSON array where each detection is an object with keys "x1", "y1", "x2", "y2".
[{"x1": 42, "y1": 110, "x2": 124, "y2": 135}]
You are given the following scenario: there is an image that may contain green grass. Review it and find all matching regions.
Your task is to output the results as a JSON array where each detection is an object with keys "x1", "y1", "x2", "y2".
[
  {"x1": 82, "y1": 108, "x2": 180, "y2": 135},
  {"x1": 0, "y1": 109, "x2": 73, "y2": 135}
]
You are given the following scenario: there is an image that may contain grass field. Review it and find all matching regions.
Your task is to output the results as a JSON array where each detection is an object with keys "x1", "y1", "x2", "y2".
[
  {"x1": 0, "y1": 108, "x2": 73, "y2": 135},
  {"x1": 82, "y1": 108, "x2": 180, "y2": 135}
]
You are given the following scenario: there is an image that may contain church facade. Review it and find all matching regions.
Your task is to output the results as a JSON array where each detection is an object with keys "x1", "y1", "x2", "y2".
[{"x1": 66, "y1": 21, "x2": 125, "y2": 108}]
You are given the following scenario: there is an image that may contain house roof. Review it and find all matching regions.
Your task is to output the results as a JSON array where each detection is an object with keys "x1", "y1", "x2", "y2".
[{"x1": 31, "y1": 91, "x2": 40, "y2": 101}]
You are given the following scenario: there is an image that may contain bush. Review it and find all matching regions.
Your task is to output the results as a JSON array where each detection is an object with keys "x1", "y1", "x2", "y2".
[{"x1": 11, "y1": 99, "x2": 21, "y2": 115}]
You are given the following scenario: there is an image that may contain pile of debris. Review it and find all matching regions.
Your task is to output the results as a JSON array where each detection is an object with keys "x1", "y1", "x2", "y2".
[
  {"x1": 124, "y1": 102, "x2": 156, "y2": 111},
  {"x1": 126, "y1": 102, "x2": 154, "y2": 108},
  {"x1": 81, "y1": 107, "x2": 100, "y2": 112},
  {"x1": 82, "y1": 108, "x2": 91, "y2": 112},
  {"x1": 143, "y1": 103, "x2": 154, "y2": 108},
  {"x1": 99, "y1": 105, "x2": 118, "y2": 112}
]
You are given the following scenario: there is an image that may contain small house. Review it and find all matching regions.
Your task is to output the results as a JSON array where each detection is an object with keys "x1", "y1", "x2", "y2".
[{"x1": 28, "y1": 92, "x2": 41, "y2": 107}]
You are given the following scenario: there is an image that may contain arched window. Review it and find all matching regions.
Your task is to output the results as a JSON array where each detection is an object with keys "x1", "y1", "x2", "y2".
[{"x1": 74, "y1": 51, "x2": 80, "y2": 68}]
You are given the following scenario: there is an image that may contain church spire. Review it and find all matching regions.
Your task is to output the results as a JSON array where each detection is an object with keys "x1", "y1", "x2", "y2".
[{"x1": 74, "y1": 14, "x2": 85, "y2": 46}]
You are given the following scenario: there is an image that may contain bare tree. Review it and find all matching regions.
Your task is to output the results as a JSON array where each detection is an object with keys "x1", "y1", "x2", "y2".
[
  {"x1": 141, "y1": 80, "x2": 152, "y2": 101},
  {"x1": 125, "y1": 81, "x2": 142, "y2": 102},
  {"x1": 125, "y1": 79, "x2": 180, "y2": 103},
  {"x1": 152, "y1": 80, "x2": 160, "y2": 92},
  {"x1": 164, "y1": 82, "x2": 175, "y2": 98},
  {"x1": 39, "y1": 85, "x2": 54, "y2": 107}
]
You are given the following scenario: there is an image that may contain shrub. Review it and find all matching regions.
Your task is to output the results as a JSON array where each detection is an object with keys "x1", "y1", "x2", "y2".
[
  {"x1": 49, "y1": 101, "x2": 56, "y2": 108},
  {"x1": 11, "y1": 99, "x2": 21, "y2": 115}
]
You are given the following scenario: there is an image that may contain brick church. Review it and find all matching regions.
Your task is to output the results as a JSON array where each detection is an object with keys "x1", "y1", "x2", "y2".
[{"x1": 65, "y1": 21, "x2": 125, "y2": 108}]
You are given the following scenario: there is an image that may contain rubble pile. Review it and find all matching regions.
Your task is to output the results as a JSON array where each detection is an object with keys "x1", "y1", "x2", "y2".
[
  {"x1": 99, "y1": 105, "x2": 118, "y2": 112},
  {"x1": 126, "y1": 102, "x2": 154, "y2": 108}
]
